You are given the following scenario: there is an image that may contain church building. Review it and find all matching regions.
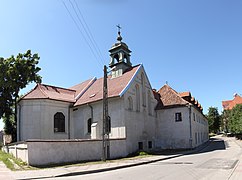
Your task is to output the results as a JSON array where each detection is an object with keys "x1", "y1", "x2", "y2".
[{"x1": 14, "y1": 30, "x2": 208, "y2": 166}]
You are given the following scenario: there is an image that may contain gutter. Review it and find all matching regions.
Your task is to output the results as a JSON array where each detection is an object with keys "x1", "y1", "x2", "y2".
[
  {"x1": 88, "y1": 104, "x2": 93, "y2": 123},
  {"x1": 17, "y1": 104, "x2": 21, "y2": 141},
  {"x1": 68, "y1": 105, "x2": 71, "y2": 139}
]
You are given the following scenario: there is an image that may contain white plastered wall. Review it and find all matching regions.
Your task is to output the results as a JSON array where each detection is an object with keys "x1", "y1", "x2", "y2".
[{"x1": 18, "y1": 99, "x2": 71, "y2": 141}]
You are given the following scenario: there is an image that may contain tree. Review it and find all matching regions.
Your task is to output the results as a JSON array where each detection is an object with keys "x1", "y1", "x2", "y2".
[
  {"x1": 227, "y1": 104, "x2": 242, "y2": 134},
  {"x1": 206, "y1": 107, "x2": 221, "y2": 133},
  {"x1": 221, "y1": 109, "x2": 231, "y2": 133},
  {"x1": 0, "y1": 50, "x2": 41, "y2": 141}
]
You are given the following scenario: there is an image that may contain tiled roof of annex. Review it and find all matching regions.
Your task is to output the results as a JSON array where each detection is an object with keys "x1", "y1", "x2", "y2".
[
  {"x1": 157, "y1": 84, "x2": 188, "y2": 107},
  {"x1": 156, "y1": 84, "x2": 203, "y2": 112},
  {"x1": 21, "y1": 65, "x2": 141, "y2": 106},
  {"x1": 222, "y1": 94, "x2": 242, "y2": 110},
  {"x1": 21, "y1": 84, "x2": 76, "y2": 103}
]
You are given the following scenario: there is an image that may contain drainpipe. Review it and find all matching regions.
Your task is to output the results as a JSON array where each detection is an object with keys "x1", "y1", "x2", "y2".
[
  {"x1": 88, "y1": 104, "x2": 93, "y2": 123},
  {"x1": 187, "y1": 104, "x2": 192, "y2": 149},
  {"x1": 68, "y1": 105, "x2": 71, "y2": 139},
  {"x1": 17, "y1": 104, "x2": 21, "y2": 141}
]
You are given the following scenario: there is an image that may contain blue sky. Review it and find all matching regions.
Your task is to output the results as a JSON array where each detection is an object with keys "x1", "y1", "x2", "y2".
[{"x1": 0, "y1": 0, "x2": 242, "y2": 130}]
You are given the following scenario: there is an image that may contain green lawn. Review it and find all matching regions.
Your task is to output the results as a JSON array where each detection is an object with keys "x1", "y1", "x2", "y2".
[{"x1": 0, "y1": 149, "x2": 35, "y2": 171}]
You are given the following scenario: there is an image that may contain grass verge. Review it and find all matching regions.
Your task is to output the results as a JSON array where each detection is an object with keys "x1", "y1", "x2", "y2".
[{"x1": 0, "y1": 150, "x2": 36, "y2": 171}]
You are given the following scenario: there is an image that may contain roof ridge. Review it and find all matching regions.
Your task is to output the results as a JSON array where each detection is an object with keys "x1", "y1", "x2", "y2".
[
  {"x1": 38, "y1": 84, "x2": 49, "y2": 98},
  {"x1": 19, "y1": 84, "x2": 39, "y2": 101},
  {"x1": 160, "y1": 84, "x2": 189, "y2": 105},
  {"x1": 75, "y1": 77, "x2": 97, "y2": 101},
  {"x1": 169, "y1": 86, "x2": 189, "y2": 104},
  {"x1": 41, "y1": 83, "x2": 76, "y2": 92}
]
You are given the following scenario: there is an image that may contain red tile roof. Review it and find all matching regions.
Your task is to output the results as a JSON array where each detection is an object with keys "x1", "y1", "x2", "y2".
[
  {"x1": 222, "y1": 94, "x2": 242, "y2": 110},
  {"x1": 70, "y1": 77, "x2": 97, "y2": 99},
  {"x1": 157, "y1": 85, "x2": 188, "y2": 107},
  {"x1": 156, "y1": 84, "x2": 203, "y2": 112},
  {"x1": 21, "y1": 65, "x2": 141, "y2": 106},
  {"x1": 179, "y1": 92, "x2": 191, "y2": 98},
  {"x1": 22, "y1": 84, "x2": 76, "y2": 103},
  {"x1": 74, "y1": 65, "x2": 141, "y2": 106}
]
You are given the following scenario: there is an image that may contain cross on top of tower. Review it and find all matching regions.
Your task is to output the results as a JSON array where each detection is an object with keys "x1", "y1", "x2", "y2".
[
  {"x1": 117, "y1": 24, "x2": 121, "y2": 33},
  {"x1": 116, "y1": 24, "x2": 122, "y2": 42}
]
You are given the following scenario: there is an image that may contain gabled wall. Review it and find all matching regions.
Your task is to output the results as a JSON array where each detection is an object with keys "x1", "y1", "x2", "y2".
[{"x1": 123, "y1": 66, "x2": 157, "y2": 154}]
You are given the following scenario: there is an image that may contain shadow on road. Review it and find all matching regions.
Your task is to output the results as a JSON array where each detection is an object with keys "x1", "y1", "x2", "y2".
[
  {"x1": 152, "y1": 137, "x2": 226, "y2": 156},
  {"x1": 197, "y1": 137, "x2": 226, "y2": 154}
]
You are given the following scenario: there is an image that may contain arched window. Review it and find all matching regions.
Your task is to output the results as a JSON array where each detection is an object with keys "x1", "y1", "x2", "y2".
[
  {"x1": 54, "y1": 112, "x2": 65, "y2": 132},
  {"x1": 148, "y1": 91, "x2": 152, "y2": 115},
  {"x1": 87, "y1": 118, "x2": 92, "y2": 134},
  {"x1": 128, "y1": 96, "x2": 133, "y2": 110},
  {"x1": 135, "y1": 84, "x2": 140, "y2": 111},
  {"x1": 141, "y1": 73, "x2": 146, "y2": 106}
]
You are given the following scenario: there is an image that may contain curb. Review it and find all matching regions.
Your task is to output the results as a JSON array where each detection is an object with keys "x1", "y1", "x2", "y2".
[
  {"x1": 56, "y1": 154, "x2": 183, "y2": 178},
  {"x1": 55, "y1": 140, "x2": 212, "y2": 178}
]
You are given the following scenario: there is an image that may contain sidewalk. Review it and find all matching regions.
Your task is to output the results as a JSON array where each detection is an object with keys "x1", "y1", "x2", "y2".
[
  {"x1": 0, "y1": 161, "x2": 14, "y2": 180},
  {"x1": 229, "y1": 138, "x2": 242, "y2": 180},
  {"x1": 11, "y1": 141, "x2": 210, "y2": 180}
]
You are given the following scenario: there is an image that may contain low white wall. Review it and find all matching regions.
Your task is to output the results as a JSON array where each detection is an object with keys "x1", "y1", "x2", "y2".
[
  {"x1": 26, "y1": 138, "x2": 127, "y2": 166},
  {"x1": 4, "y1": 142, "x2": 28, "y2": 163}
]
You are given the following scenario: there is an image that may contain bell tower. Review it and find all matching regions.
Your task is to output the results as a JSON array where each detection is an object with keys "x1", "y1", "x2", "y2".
[{"x1": 109, "y1": 25, "x2": 132, "y2": 78}]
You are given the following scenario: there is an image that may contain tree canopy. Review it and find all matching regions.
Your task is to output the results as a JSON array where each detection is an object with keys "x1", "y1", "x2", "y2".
[
  {"x1": 227, "y1": 104, "x2": 242, "y2": 134},
  {"x1": 206, "y1": 107, "x2": 221, "y2": 133},
  {"x1": 0, "y1": 50, "x2": 41, "y2": 141}
]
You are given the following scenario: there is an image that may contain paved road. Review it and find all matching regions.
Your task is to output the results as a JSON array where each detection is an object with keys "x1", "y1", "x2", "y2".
[{"x1": 49, "y1": 136, "x2": 242, "y2": 180}]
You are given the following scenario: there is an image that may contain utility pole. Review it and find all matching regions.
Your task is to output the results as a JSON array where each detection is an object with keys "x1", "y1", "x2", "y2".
[{"x1": 102, "y1": 65, "x2": 110, "y2": 161}]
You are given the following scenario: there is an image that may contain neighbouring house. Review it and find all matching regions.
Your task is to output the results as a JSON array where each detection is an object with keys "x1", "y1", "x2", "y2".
[
  {"x1": 221, "y1": 93, "x2": 242, "y2": 132},
  {"x1": 155, "y1": 85, "x2": 208, "y2": 149},
  {"x1": 7, "y1": 31, "x2": 208, "y2": 166},
  {"x1": 222, "y1": 93, "x2": 242, "y2": 110}
]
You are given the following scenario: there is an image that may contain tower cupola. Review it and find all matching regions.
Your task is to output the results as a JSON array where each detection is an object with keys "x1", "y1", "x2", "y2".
[{"x1": 109, "y1": 25, "x2": 132, "y2": 78}]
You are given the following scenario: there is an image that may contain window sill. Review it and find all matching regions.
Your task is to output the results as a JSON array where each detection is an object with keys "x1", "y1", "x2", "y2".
[{"x1": 54, "y1": 132, "x2": 66, "y2": 134}]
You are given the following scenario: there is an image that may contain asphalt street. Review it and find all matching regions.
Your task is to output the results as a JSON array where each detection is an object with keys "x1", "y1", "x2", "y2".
[{"x1": 46, "y1": 136, "x2": 242, "y2": 180}]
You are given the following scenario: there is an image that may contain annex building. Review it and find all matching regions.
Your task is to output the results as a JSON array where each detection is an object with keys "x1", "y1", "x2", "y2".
[{"x1": 10, "y1": 31, "x2": 208, "y2": 166}]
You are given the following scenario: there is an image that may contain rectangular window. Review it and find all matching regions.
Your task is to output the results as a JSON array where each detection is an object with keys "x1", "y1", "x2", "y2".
[
  {"x1": 148, "y1": 141, "x2": 152, "y2": 149},
  {"x1": 175, "y1": 112, "x2": 182, "y2": 122},
  {"x1": 193, "y1": 113, "x2": 196, "y2": 121},
  {"x1": 138, "y1": 142, "x2": 143, "y2": 150}
]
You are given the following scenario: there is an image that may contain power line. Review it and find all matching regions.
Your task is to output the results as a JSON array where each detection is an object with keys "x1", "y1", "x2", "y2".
[
  {"x1": 62, "y1": 0, "x2": 103, "y2": 69},
  {"x1": 73, "y1": 0, "x2": 105, "y2": 65}
]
